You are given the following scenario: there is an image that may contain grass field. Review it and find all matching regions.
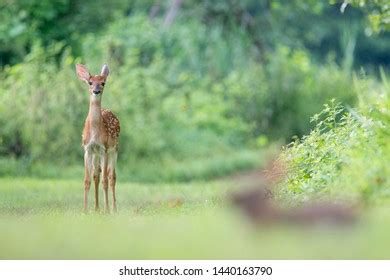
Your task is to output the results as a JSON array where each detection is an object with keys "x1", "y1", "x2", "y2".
[{"x1": 1, "y1": 176, "x2": 390, "y2": 259}]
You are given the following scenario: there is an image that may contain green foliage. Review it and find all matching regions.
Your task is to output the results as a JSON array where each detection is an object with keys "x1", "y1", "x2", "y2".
[
  {"x1": 0, "y1": 0, "x2": 132, "y2": 65},
  {"x1": 340, "y1": 0, "x2": 390, "y2": 32},
  {"x1": 187, "y1": 0, "x2": 390, "y2": 71},
  {"x1": 279, "y1": 75, "x2": 390, "y2": 204},
  {"x1": 280, "y1": 100, "x2": 364, "y2": 203},
  {"x1": 0, "y1": 16, "x2": 359, "y2": 173},
  {"x1": 263, "y1": 47, "x2": 357, "y2": 139},
  {"x1": 1, "y1": 0, "x2": 389, "y2": 70},
  {"x1": 0, "y1": 43, "x2": 85, "y2": 163}
]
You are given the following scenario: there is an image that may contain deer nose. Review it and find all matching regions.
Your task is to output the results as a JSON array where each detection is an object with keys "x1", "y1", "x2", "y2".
[{"x1": 93, "y1": 90, "x2": 101, "y2": 95}]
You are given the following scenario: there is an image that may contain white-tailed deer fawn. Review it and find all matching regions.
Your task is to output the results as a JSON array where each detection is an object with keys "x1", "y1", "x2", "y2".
[{"x1": 76, "y1": 64, "x2": 120, "y2": 212}]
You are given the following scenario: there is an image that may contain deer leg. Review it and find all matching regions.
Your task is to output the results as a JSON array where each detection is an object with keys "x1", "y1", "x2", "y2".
[
  {"x1": 92, "y1": 153, "x2": 101, "y2": 211},
  {"x1": 102, "y1": 152, "x2": 109, "y2": 213},
  {"x1": 110, "y1": 169, "x2": 117, "y2": 212},
  {"x1": 84, "y1": 150, "x2": 92, "y2": 212},
  {"x1": 108, "y1": 150, "x2": 118, "y2": 212}
]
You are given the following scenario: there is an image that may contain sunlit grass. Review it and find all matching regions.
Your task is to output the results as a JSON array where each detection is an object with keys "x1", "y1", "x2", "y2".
[{"x1": 1, "y1": 178, "x2": 390, "y2": 259}]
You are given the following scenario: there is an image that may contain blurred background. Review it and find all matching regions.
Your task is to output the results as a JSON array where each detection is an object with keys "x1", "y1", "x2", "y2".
[{"x1": 0, "y1": 0, "x2": 389, "y2": 182}]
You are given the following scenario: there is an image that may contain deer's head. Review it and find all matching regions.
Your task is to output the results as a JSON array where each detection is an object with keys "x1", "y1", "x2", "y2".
[{"x1": 76, "y1": 64, "x2": 109, "y2": 98}]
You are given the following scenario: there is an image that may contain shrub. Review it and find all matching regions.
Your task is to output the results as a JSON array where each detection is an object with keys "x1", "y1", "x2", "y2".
[{"x1": 279, "y1": 75, "x2": 390, "y2": 204}]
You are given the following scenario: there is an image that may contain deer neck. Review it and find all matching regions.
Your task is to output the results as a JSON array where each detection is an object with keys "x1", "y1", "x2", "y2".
[{"x1": 88, "y1": 97, "x2": 102, "y2": 134}]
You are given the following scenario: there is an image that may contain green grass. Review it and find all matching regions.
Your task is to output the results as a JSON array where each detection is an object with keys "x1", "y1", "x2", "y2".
[
  {"x1": 0, "y1": 148, "x2": 267, "y2": 183},
  {"x1": 1, "y1": 177, "x2": 390, "y2": 259}
]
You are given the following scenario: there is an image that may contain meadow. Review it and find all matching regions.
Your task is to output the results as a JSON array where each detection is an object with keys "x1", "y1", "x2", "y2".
[{"x1": 2, "y1": 164, "x2": 390, "y2": 259}]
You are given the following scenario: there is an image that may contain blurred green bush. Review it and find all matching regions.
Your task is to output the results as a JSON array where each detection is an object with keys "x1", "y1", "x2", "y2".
[{"x1": 0, "y1": 14, "x2": 359, "y2": 167}]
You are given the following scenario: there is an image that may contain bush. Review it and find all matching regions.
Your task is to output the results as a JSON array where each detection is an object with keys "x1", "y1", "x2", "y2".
[
  {"x1": 0, "y1": 44, "x2": 85, "y2": 163},
  {"x1": 279, "y1": 75, "x2": 390, "y2": 204},
  {"x1": 264, "y1": 46, "x2": 357, "y2": 139},
  {"x1": 279, "y1": 100, "x2": 365, "y2": 203}
]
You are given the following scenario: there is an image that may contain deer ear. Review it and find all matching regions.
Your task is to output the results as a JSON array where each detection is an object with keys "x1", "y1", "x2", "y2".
[
  {"x1": 100, "y1": 64, "x2": 109, "y2": 78},
  {"x1": 76, "y1": 64, "x2": 91, "y2": 82}
]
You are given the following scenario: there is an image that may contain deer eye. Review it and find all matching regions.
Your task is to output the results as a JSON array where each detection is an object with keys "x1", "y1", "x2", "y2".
[
  {"x1": 88, "y1": 81, "x2": 92, "y2": 86},
  {"x1": 101, "y1": 82, "x2": 105, "y2": 86}
]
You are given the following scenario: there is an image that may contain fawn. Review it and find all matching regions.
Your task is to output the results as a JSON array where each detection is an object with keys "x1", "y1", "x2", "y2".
[{"x1": 76, "y1": 64, "x2": 120, "y2": 212}]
